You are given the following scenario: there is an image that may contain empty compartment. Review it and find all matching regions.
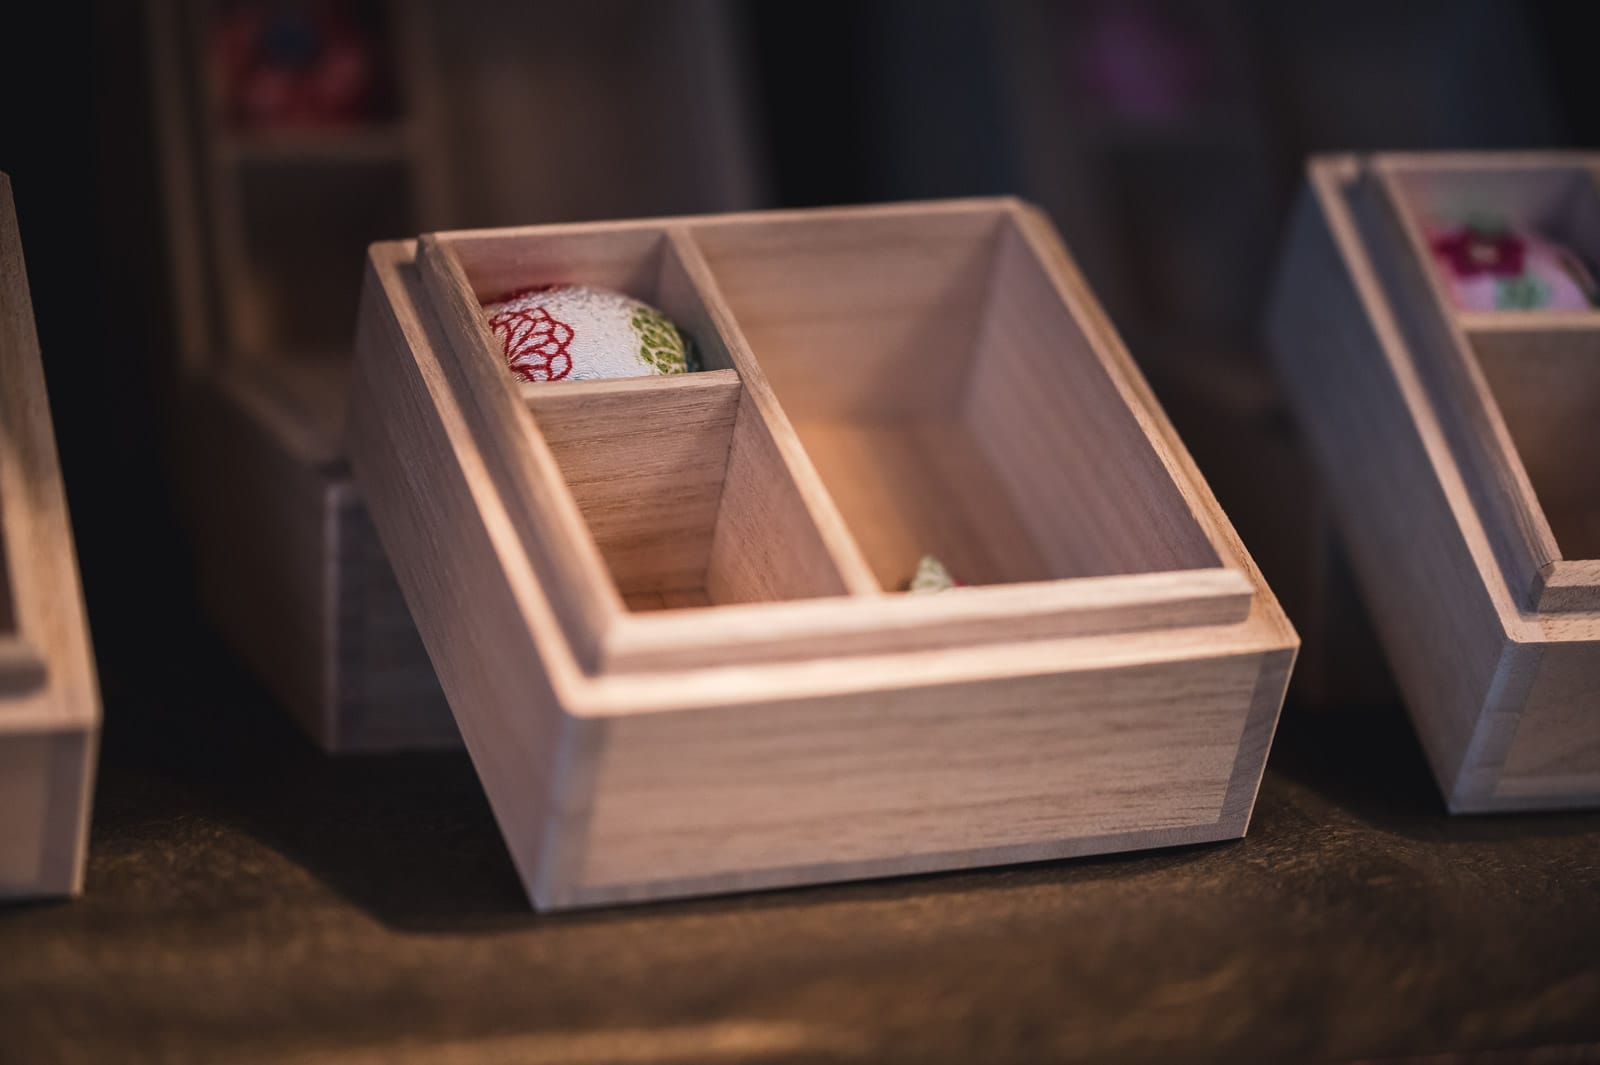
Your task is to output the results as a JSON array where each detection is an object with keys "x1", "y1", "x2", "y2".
[
  {"x1": 1386, "y1": 163, "x2": 1600, "y2": 315},
  {"x1": 1471, "y1": 329, "x2": 1600, "y2": 559},
  {"x1": 690, "y1": 208, "x2": 1221, "y2": 591},
  {"x1": 525, "y1": 373, "x2": 853, "y2": 611}
]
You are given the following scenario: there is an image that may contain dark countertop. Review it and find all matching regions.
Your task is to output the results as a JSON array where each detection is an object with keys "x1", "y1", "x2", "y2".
[{"x1": 3, "y1": 621, "x2": 1599, "y2": 1065}]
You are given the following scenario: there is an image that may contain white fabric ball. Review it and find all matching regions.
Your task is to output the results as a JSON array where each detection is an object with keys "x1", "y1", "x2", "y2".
[{"x1": 483, "y1": 285, "x2": 693, "y2": 382}]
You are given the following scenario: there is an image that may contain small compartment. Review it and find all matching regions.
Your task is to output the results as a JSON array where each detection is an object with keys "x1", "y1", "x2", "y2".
[
  {"x1": 448, "y1": 225, "x2": 728, "y2": 382},
  {"x1": 1386, "y1": 163, "x2": 1600, "y2": 316},
  {"x1": 1471, "y1": 329, "x2": 1600, "y2": 560},
  {"x1": 689, "y1": 208, "x2": 1222, "y2": 591},
  {"x1": 440, "y1": 226, "x2": 853, "y2": 611},
  {"x1": 525, "y1": 373, "x2": 852, "y2": 611}
]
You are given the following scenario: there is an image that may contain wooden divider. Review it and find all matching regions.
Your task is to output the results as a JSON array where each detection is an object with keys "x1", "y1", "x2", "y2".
[
  {"x1": 660, "y1": 228, "x2": 882, "y2": 597},
  {"x1": 523, "y1": 369, "x2": 860, "y2": 611}
]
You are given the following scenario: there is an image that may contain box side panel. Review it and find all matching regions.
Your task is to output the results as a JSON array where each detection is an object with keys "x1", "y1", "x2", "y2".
[
  {"x1": 36, "y1": 729, "x2": 94, "y2": 895},
  {"x1": 1216, "y1": 646, "x2": 1296, "y2": 834},
  {"x1": 181, "y1": 372, "x2": 457, "y2": 753},
  {"x1": 0, "y1": 733, "x2": 49, "y2": 891},
  {"x1": 966, "y1": 217, "x2": 1224, "y2": 581},
  {"x1": 0, "y1": 730, "x2": 94, "y2": 898},
  {"x1": 1267, "y1": 173, "x2": 1505, "y2": 796},
  {"x1": 347, "y1": 251, "x2": 588, "y2": 906},
  {"x1": 1488, "y1": 639, "x2": 1600, "y2": 808},
  {"x1": 0, "y1": 175, "x2": 100, "y2": 897},
  {"x1": 330, "y1": 483, "x2": 457, "y2": 751},
  {"x1": 575, "y1": 650, "x2": 1270, "y2": 906},
  {"x1": 180, "y1": 375, "x2": 336, "y2": 745}
]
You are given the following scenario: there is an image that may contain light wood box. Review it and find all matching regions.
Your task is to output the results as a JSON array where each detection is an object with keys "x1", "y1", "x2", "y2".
[
  {"x1": 0, "y1": 175, "x2": 100, "y2": 898},
  {"x1": 1269, "y1": 152, "x2": 1600, "y2": 813},
  {"x1": 348, "y1": 199, "x2": 1296, "y2": 908}
]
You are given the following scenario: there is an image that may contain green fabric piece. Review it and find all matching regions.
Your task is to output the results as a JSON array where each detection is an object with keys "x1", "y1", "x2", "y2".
[
  {"x1": 629, "y1": 305, "x2": 690, "y2": 375},
  {"x1": 909, "y1": 555, "x2": 957, "y2": 593}
]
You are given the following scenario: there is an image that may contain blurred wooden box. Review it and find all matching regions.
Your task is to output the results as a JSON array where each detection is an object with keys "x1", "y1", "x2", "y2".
[
  {"x1": 1269, "y1": 152, "x2": 1600, "y2": 812},
  {"x1": 146, "y1": 0, "x2": 764, "y2": 751},
  {"x1": 147, "y1": 0, "x2": 457, "y2": 751},
  {"x1": 0, "y1": 175, "x2": 100, "y2": 899},
  {"x1": 348, "y1": 199, "x2": 1297, "y2": 909}
]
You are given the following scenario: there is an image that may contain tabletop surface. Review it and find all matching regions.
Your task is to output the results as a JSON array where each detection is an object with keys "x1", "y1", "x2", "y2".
[{"x1": 3, "y1": 620, "x2": 1599, "y2": 1065}]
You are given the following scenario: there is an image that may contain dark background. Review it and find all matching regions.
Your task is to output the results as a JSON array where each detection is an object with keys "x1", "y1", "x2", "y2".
[{"x1": 3, "y1": 4, "x2": 1600, "y2": 1061}]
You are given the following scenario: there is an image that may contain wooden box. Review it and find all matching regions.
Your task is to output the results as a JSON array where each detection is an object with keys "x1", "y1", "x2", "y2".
[
  {"x1": 0, "y1": 175, "x2": 100, "y2": 898},
  {"x1": 145, "y1": 0, "x2": 767, "y2": 751},
  {"x1": 348, "y1": 199, "x2": 1297, "y2": 908},
  {"x1": 1269, "y1": 152, "x2": 1600, "y2": 813},
  {"x1": 147, "y1": 0, "x2": 457, "y2": 751}
]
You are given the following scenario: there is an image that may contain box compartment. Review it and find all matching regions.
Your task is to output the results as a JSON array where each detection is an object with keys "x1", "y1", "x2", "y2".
[
  {"x1": 689, "y1": 210, "x2": 1222, "y2": 592},
  {"x1": 525, "y1": 371, "x2": 853, "y2": 610},
  {"x1": 447, "y1": 225, "x2": 861, "y2": 613},
  {"x1": 1383, "y1": 161, "x2": 1600, "y2": 321},
  {"x1": 447, "y1": 223, "x2": 728, "y2": 370}
]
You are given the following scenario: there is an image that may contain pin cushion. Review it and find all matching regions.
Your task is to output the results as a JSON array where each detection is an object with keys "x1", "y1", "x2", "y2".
[
  {"x1": 1428, "y1": 220, "x2": 1598, "y2": 312},
  {"x1": 484, "y1": 285, "x2": 695, "y2": 382}
]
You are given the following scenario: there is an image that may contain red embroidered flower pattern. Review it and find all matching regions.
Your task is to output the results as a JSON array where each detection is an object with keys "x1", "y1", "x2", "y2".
[
  {"x1": 1431, "y1": 226, "x2": 1526, "y2": 278},
  {"x1": 488, "y1": 304, "x2": 574, "y2": 382}
]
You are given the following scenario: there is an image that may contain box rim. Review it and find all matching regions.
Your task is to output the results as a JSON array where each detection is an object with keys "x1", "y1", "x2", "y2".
[{"x1": 352, "y1": 202, "x2": 1298, "y2": 709}]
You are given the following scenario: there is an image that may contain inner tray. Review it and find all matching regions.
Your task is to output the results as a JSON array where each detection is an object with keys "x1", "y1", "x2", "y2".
[{"x1": 368, "y1": 201, "x2": 1255, "y2": 674}]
